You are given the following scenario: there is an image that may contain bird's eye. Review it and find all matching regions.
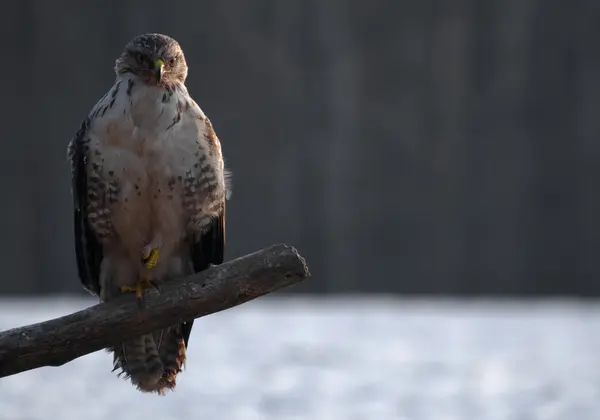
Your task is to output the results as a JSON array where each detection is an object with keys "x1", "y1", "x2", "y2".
[
  {"x1": 169, "y1": 57, "x2": 177, "y2": 66},
  {"x1": 135, "y1": 52, "x2": 144, "y2": 63}
]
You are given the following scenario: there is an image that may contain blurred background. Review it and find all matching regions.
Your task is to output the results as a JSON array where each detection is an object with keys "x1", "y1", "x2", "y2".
[
  {"x1": 2, "y1": 1, "x2": 600, "y2": 419},
  {"x1": 3, "y1": 0, "x2": 600, "y2": 297}
]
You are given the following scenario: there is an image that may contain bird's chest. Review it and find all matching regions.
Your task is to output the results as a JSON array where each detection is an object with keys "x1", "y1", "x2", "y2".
[
  {"x1": 137, "y1": 131, "x2": 200, "y2": 183},
  {"x1": 129, "y1": 86, "x2": 181, "y2": 131},
  {"x1": 90, "y1": 80, "x2": 222, "y2": 206},
  {"x1": 107, "y1": 89, "x2": 198, "y2": 174}
]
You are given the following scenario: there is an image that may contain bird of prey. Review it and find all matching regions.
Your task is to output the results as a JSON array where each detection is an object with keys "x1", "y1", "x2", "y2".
[{"x1": 67, "y1": 33, "x2": 231, "y2": 394}]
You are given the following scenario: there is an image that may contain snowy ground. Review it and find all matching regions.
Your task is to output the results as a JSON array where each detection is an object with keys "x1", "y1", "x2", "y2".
[{"x1": 1, "y1": 296, "x2": 600, "y2": 420}]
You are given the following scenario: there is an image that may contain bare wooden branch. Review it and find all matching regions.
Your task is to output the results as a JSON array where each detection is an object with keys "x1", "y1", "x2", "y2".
[{"x1": 0, "y1": 244, "x2": 310, "y2": 378}]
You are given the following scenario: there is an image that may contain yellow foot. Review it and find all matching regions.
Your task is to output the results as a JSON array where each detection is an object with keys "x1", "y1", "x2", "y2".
[
  {"x1": 119, "y1": 279, "x2": 157, "y2": 299},
  {"x1": 142, "y1": 247, "x2": 160, "y2": 269}
]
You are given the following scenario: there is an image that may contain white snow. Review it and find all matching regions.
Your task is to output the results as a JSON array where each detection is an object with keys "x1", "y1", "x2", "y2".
[{"x1": 0, "y1": 296, "x2": 599, "y2": 420}]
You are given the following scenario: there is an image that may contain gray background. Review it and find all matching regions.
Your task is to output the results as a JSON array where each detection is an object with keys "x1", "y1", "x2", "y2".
[{"x1": 1, "y1": 0, "x2": 598, "y2": 296}]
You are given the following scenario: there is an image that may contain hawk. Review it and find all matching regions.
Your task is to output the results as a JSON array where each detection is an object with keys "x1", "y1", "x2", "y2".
[{"x1": 67, "y1": 33, "x2": 231, "y2": 394}]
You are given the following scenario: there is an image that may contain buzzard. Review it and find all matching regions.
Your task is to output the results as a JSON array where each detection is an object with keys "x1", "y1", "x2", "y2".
[{"x1": 67, "y1": 33, "x2": 231, "y2": 394}]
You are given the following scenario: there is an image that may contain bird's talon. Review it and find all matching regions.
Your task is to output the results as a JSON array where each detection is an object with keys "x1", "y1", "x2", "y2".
[
  {"x1": 147, "y1": 279, "x2": 160, "y2": 292},
  {"x1": 142, "y1": 248, "x2": 160, "y2": 269},
  {"x1": 119, "y1": 279, "x2": 156, "y2": 299},
  {"x1": 119, "y1": 284, "x2": 144, "y2": 299}
]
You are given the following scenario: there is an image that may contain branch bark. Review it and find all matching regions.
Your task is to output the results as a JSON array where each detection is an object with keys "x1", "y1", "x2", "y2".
[{"x1": 0, "y1": 244, "x2": 310, "y2": 378}]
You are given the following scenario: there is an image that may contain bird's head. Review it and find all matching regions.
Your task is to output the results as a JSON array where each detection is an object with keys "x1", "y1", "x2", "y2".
[{"x1": 115, "y1": 33, "x2": 188, "y2": 87}]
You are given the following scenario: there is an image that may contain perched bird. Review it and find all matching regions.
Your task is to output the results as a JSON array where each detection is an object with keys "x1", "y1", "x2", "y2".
[{"x1": 67, "y1": 33, "x2": 231, "y2": 394}]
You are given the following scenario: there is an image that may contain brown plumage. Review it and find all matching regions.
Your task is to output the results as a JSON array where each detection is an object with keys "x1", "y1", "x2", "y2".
[{"x1": 67, "y1": 33, "x2": 231, "y2": 394}]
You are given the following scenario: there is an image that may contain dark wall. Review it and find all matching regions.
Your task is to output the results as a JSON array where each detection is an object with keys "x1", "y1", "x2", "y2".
[{"x1": 1, "y1": 0, "x2": 598, "y2": 296}]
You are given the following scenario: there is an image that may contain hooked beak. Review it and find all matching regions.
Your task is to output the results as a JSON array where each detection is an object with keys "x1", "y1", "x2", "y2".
[{"x1": 154, "y1": 59, "x2": 165, "y2": 82}]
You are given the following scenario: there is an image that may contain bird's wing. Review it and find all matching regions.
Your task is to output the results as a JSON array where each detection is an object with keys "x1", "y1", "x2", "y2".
[
  {"x1": 180, "y1": 110, "x2": 229, "y2": 348},
  {"x1": 67, "y1": 82, "x2": 126, "y2": 296},
  {"x1": 67, "y1": 116, "x2": 103, "y2": 296},
  {"x1": 181, "y1": 205, "x2": 226, "y2": 347}
]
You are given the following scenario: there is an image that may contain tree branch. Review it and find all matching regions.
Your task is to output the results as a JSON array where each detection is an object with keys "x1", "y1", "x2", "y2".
[{"x1": 0, "y1": 244, "x2": 310, "y2": 378}]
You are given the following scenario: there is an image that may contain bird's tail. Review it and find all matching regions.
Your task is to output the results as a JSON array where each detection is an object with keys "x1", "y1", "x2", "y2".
[
  {"x1": 110, "y1": 333, "x2": 163, "y2": 393},
  {"x1": 102, "y1": 253, "x2": 192, "y2": 394},
  {"x1": 155, "y1": 325, "x2": 188, "y2": 387},
  {"x1": 110, "y1": 326, "x2": 187, "y2": 394}
]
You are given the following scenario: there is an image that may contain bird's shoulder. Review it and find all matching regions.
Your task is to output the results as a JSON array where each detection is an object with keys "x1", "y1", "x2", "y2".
[
  {"x1": 177, "y1": 91, "x2": 223, "y2": 159},
  {"x1": 67, "y1": 80, "x2": 129, "y2": 163},
  {"x1": 176, "y1": 89, "x2": 232, "y2": 199}
]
